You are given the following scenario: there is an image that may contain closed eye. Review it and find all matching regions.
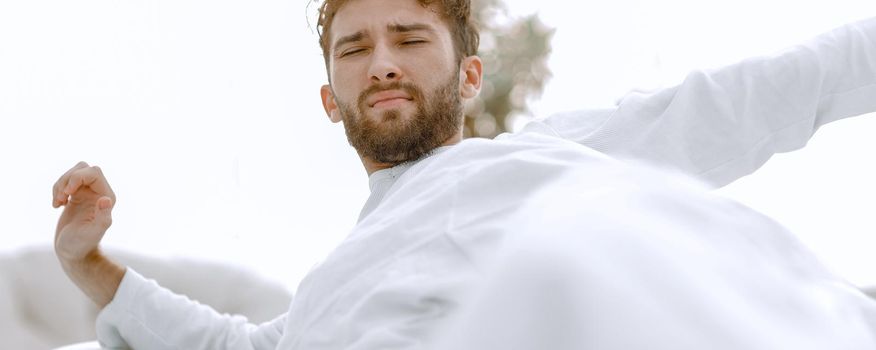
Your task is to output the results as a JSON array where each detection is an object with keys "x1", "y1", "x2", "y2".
[
  {"x1": 339, "y1": 48, "x2": 366, "y2": 58},
  {"x1": 401, "y1": 40, "x2": 427, "y2": 46}
]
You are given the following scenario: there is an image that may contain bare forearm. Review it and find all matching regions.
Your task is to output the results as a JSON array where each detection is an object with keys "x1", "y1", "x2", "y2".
[{"x1": 59, "y1": 249, "x2": 125, "y2": 308}]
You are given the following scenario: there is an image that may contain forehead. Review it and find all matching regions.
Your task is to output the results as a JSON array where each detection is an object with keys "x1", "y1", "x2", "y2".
[{"x1": 330, "y1": 0, "x2": 448, "y2": 42}]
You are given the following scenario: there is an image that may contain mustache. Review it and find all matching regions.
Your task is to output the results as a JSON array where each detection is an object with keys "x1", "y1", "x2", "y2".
[{"x1": 357, "y1": 81, "x2": 423, "y2": 108}]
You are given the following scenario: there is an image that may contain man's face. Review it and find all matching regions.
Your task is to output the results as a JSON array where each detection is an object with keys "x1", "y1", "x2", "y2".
[{"x1": 321, "y1": 0, "x2": 466, "y2": 164}]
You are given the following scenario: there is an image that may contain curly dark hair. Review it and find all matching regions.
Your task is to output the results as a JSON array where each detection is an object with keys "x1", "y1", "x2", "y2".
[{"x1": 315, "y1": 0, "x2": 480, "y2": 74}]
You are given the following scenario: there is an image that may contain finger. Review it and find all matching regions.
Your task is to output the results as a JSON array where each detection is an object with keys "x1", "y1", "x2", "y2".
[
  {"x1": 53, "y1": 161, "x2": 90, "y2": 207},
  {"x1": 63, "y1": 166, "x2": 115, "y2": 200},
  {"x1": 53, "y1": 161, "x2": 89, "y2": 201},
  {"x1": 97, "y1": 196, "x2": 114, "y2": 210},
  {"x1": 91, "y1": 196, "x2": 114, "y2": 231}
]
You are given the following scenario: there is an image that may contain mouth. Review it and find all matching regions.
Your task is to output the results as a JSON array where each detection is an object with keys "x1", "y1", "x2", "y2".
[
  {"x1": 367, "y1": 89, "x2": 414, "y2": 108},
  {"x1": 371, "y1": 97, "x2": 413, "y2": 109}
]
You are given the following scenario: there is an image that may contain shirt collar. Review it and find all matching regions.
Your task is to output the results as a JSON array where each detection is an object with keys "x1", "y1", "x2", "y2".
[
  {"x1": 357, "y1": 145, "x2": 454, "y2": 223},
  {"x1": 367, "y1": 145, "x2": 454, "y2": 192}
]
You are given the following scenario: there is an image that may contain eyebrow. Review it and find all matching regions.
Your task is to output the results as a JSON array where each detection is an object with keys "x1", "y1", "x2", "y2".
[
  {"x1": 334, "y1": 31, "x2": 367, "y2": 52},
  {"x1": 333, "y1": 22, "x2": 436, "y2": 53},
  {"x1": 388, "y1": 23, "x2": 435, "y2": 34}
]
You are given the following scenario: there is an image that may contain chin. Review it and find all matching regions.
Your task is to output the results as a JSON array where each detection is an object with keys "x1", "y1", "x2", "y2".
[{"x1": 371, "y1": 108, "x2": 413, "y2": 123}]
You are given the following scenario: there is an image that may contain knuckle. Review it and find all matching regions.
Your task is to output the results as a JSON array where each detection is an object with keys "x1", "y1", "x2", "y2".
[{"x1": 64, "y1": 175, "x2": 81, "y2": 190}]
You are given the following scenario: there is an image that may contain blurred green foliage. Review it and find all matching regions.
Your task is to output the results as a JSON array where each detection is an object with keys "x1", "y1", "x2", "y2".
[{"x1": 465, "y1": 0, "x2": 554, "y2": 138}]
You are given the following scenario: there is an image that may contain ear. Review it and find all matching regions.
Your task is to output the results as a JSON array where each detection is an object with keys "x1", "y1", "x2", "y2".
[
  {"x1": 320, "y1": 84, "x2": 343, "y2": 123},
  {"x1": 459, "y1": 55, "x2": 483, "y2": 99}
]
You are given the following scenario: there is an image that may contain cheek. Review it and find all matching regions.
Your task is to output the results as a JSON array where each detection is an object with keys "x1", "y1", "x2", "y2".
[{"x1": 331, "y1": 69, "x2": 363, "y2": 103}]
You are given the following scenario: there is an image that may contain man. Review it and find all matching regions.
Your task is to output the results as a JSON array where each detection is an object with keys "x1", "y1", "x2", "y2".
[{"x1": 52, "y1": 0, "x2": 876, "y2": 348}]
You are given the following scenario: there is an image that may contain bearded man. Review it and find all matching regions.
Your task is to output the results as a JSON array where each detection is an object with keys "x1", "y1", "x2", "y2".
[{"x1": 52, "y1": 0, "x2": 876, "y2": 348}]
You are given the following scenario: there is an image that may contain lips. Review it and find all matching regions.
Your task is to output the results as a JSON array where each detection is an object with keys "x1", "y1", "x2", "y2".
[{"x1": 367, "y1": 90, "x2": 413, "y2": 108}]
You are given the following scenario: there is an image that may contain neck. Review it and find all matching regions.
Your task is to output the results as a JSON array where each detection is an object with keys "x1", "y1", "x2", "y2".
[{"x1": 361, "y1": 132, "x2": 463, "y2": 175}]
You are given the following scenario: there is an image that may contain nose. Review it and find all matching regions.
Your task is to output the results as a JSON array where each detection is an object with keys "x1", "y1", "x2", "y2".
[{"x1": 367, "y1": 45, "x2": 403, "y2": 84}]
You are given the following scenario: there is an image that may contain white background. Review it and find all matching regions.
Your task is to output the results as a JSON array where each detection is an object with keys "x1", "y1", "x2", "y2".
[{"x1": 1, "y1": 0, "x2": 874, "y2": 291}]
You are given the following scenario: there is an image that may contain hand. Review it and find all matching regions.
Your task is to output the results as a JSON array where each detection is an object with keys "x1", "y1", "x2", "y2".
[
  {"x1": 52, "y1": 162, "x2": 124, "y2": 307},
  {"x1": 53, "y1": 161, "x2": 116, "y2": 262}
]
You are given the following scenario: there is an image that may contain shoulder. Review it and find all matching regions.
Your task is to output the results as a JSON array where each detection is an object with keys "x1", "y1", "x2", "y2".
[{"x1": 494, "y1": 108, "x2": 618, "y2": 141}]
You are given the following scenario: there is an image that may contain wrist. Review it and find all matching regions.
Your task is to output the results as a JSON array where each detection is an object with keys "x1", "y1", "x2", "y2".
[{"x1": 58, "y1": 249, "x2": 125, "y2": 308}]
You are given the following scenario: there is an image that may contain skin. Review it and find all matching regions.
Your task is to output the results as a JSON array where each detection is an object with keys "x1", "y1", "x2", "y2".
[
  {"x1": 52, "y1": 161, "x2": 124, "y2": 308},
  {"x1": 320, "y1": 0, "x2": 483, "y2": 174},
  {"x1": 53, "y1": 0, "x2": 483, "y2": 308}
]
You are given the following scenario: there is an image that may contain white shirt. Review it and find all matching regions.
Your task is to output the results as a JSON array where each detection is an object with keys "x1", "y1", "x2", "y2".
[{"x1": 95, "y1": 17, "x2": 876, "y2": 349}]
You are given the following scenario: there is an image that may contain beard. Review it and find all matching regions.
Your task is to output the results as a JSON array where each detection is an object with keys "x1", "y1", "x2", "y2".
[{"x1": 336, "y1": 72, "x2": 464, "y2": 164}]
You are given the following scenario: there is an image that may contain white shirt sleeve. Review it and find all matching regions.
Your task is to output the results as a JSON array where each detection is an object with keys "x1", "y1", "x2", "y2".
[
  {"x1": 95, "y1": 268, "x2": 286, "y2": 350},
  {"x1": 531, "y1": 17, "x2": 876, "y2": 187}
]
